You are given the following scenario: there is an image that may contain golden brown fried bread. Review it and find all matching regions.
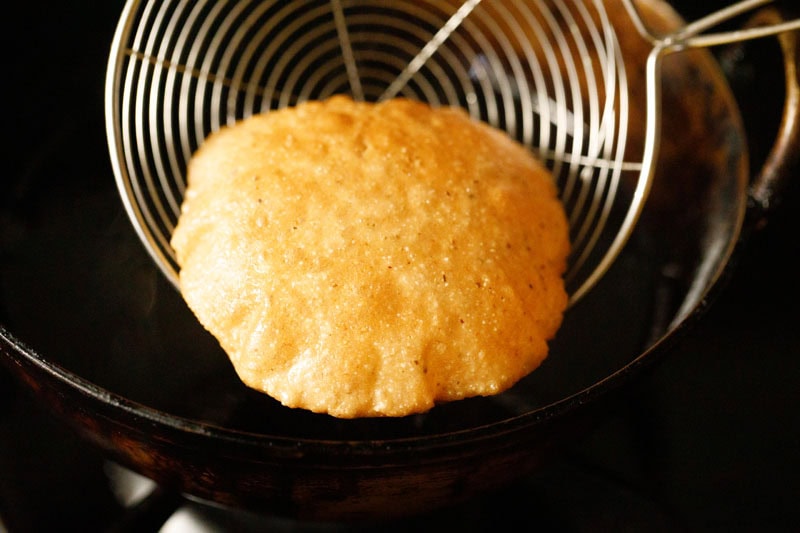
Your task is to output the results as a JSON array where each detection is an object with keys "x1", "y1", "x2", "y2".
[{"x1": 171, "y1": 96, "x2": 569, "y2": 418}]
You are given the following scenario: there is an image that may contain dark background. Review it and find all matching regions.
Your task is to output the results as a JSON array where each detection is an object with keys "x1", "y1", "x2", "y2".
[{"x1": 2, "y1": 1, "x2": 798, "y2": 530}]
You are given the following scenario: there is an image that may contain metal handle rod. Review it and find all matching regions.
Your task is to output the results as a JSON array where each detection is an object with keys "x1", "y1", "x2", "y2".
[{"x1": 623, "y1": 0, "x2": 800, "y2": 50}]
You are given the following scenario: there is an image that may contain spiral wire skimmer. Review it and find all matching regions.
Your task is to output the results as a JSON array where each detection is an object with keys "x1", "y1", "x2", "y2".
[{"x1": 105, "y1": 0, "x2": 799, "y2": 306}]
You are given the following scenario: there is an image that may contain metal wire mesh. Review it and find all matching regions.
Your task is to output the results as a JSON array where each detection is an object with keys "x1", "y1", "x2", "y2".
[{"x1": 105, "y1": 0, "x2": 645, "y2": 304}]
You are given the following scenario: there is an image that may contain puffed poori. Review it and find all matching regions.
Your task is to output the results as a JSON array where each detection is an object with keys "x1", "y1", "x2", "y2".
[{"x1": 171, "y1": 96, "x2": 570, "y2": 418}]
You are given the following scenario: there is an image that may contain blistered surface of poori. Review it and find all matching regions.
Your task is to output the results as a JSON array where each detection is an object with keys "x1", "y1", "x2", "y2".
[{"x1": 171, "y1": 96, "x2": 569, "y2": 418}]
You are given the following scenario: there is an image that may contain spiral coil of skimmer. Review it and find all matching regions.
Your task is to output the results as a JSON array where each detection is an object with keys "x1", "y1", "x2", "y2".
[{"x1": 106, "y1": 0, "x2": 643, "y2": 305}]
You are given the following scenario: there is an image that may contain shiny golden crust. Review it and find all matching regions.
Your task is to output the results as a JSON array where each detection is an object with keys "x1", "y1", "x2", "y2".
[{"x1": 171, "y1": 96, "x2": 569, "y2": 418}]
